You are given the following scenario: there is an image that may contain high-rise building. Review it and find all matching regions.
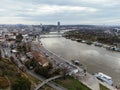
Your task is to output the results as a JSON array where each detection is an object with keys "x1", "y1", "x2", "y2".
[{"x1": 57, "y1": 21, "x2": 60, "y2": 30}]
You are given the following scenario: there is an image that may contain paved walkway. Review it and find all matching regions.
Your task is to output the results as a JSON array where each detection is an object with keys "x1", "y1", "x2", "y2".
[
  {"x1": 26, "y1": 70, "x2": 67, "y2": 90},
  {"x1": 35, "y1": 75, "x2": 62, "y2": 90}
]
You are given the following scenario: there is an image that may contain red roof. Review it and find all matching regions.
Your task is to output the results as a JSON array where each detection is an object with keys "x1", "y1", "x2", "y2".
[{"x1": 31, "y1": 51, "x2": 48, "y2": 65}]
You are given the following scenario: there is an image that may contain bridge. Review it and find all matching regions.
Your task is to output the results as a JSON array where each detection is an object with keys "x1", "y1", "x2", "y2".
[
  {"x1": 35, "y1": 75, "x2": 62, "y2": 90},
  {"x1": 39, "y1": 29, "x2": 75, "y2": 38},
  {"x1": 40, "y1": 31, "x2": 62, "y2": 38},
  {"x1": 40, "y1": 35, "x2": 62, "y2": 38}
]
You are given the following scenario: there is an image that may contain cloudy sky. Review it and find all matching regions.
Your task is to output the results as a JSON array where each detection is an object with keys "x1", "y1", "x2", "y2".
[{"x1": 0, "y1": 0, "x2": 120, "y2": 25}]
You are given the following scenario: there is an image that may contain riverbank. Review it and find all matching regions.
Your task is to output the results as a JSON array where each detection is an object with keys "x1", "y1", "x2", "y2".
[
  {"x1": 65, "y1": 37, "x2": 120, "y2": 53},
  {"x1": 63, "y1": 30, "x2": 120, "y2": 45},
  {"x1": 39, "y1": 38, "x2": 117, "y2": 90},
  {"x1": 63, "y1": 30, "x2": 120, "y2": 53}
]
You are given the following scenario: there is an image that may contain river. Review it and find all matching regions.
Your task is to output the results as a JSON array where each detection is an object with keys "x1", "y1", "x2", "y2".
[{"x1": 41, "y1": 35, "x2": 120, "y2": 85}]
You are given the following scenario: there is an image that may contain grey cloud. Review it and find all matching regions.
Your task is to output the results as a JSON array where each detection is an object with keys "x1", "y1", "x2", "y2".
[{"x1": 0, "y1": 0, "x2": 120, "y2": 24}]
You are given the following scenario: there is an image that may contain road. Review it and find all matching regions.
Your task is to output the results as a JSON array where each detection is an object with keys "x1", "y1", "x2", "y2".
[
  {"x1": 26, "y1": 70, "x2": 67, "y2": 90},
  {"x1": 35, "y1": 75, "x2": 62, "y2": 90},
  {"x1": 0, "y1": 41, "x2": 12, "y2": 58},
  {"x1": 0, "y1": 45, "x2": 5, "y2": 58}
]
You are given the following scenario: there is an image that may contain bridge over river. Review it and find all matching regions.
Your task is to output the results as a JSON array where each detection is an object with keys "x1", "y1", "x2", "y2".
[
  {"x1": 40, "y1": 29, "x2": 75, "y2": 38},
  {"x1": 40, "y1": 34, "x2": 62, "y2": 38}
]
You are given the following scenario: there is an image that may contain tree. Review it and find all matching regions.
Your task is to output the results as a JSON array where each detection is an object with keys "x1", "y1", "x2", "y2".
[
  {"x1": 34, "y1": 66, "x2": 50, "y2": 78},
  {"x1": 53, "y1": 68, "x2": 62, "y2": 75},
  {"x1": 0, "y1": 50, "x2": 2, "y2": 60},
  {"x1": 25, "y1": 58, "x2": 37, "y2": 69},
  {"x1": 46, "y1": 62, "x2": 53, "y2": 69},
  {"x1": 16, "y1": 33, "x2": 23, "y2": 43},
  {"x1": 22, "y1": 44, "x2": 27, "y2": 53},
  {"x1": 34, "y1": 63, "x2": 53, "y2": 78},
  {"x1": 11, "y1": 77, "x2": 31, "y2": 90},
  {"x1": 10, "y1": 56, "x2": 14, "y2": 62},
  {"x1": 61, "y1": 68, "x2": 69, "y2": 80}
]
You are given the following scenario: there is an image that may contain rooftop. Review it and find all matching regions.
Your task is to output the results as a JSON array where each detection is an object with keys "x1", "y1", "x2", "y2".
[{"x1": 31, "y1": 51, "x2": 49, "y2": 66}]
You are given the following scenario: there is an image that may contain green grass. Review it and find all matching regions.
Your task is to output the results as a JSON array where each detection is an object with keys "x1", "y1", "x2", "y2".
[
  {"x1": 26, "y1": 73, "x2": 41, "y2": 84},
  {"x1": 0, "y1": 58, "x2": 22, "y2": 90},
  {"x1": 0, "y1": 59, "x2": 17, "y2": 89},
  {"x1": 100, "y1": 84, "x2": 109, "y2": 90},
  {"x1": 41, "y1": 84, "x2": 56, "y2": 90},
  {"x1": 55, "y1": 76, "x2": 91, "y2": 90}
]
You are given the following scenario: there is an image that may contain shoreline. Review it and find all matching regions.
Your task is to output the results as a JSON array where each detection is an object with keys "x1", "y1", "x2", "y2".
[
  {"x1": 63, "y1": 36, "x2": 120, "y2": 53},
  {"x1": 38, "y1": 38, "x2": 117, "y2": 90}
]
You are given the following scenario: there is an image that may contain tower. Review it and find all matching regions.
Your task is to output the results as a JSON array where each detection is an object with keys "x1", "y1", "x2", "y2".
[{"x1": 57, "y1": 21, "x2": 60, "y2": 33}]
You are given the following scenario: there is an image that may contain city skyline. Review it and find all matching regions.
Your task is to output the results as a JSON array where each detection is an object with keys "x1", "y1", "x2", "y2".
[{"x1": 0, "y1": 0, "x2": 120, "y2": 25}]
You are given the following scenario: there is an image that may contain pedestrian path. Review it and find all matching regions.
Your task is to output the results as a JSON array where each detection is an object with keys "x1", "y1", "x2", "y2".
[{"x1": 35, "y1": 75, "x2": 62, "y2": 90}]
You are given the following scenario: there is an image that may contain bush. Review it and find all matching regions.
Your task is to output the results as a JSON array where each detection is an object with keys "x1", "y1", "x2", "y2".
[
  {"x1": 25, "y1": 58, "x2": 37, "y2": 70},
  {"x1": 34, "y1": 63, "x2": 53, "y2": 78},
  {"x1": 11, "y1": 77, "x2": 31, "y2": 90},
  {"x1": 0, "y1": 77, "x2": 9, "y2": 89}
]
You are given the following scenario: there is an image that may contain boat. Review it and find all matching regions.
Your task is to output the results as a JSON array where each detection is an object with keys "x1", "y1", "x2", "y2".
[
  {"x1": 71, "y1": 60, "x2": 82, "y2": 66},
  {"x1": 94, "y1": 43, "x2": 103, "y2": 47},
  {"x1": 95, "y1": 72, "x2": 113, "y2": 86},
  {"x1": 81, "y1": 40, "x2": 86, "y2": 43},
  {"x1": 86, "y1": 41, "x2": 93, "y2": 45},
  {"x1": 76, "y1": 39, "x2": 82, "y2": 42}
]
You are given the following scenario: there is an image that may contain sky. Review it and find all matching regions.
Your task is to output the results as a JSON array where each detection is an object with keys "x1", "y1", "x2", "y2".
[{"x1": 0, "y1": 0, "x2": 120, "y2": 25}]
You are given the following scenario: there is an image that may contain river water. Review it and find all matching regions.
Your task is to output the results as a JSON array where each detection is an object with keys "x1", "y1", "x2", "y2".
[{"x1": 41, "y1": 35, "x2": 120, "y2": 85}]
